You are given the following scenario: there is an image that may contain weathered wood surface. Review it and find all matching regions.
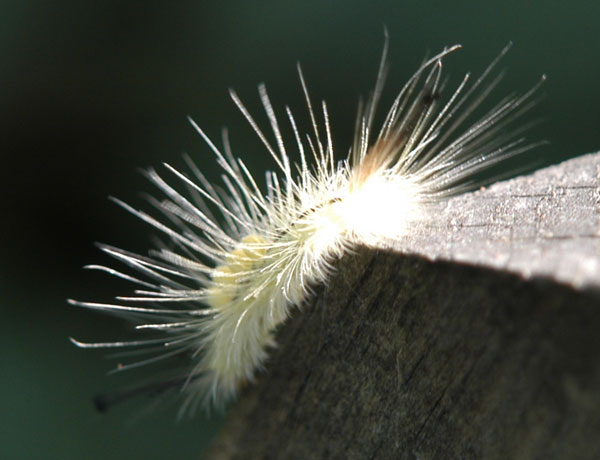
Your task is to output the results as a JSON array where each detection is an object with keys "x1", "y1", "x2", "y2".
[
  {"x1": 206, "y1": 152, "x2": 600, "y2": 460},
  {"x1": 389, "y1": 151, "x2": 600, "y2": 290}
]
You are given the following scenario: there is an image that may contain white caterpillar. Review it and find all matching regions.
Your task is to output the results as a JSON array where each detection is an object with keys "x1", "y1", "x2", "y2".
[{"x1": 70, "y1": 39, "x2": 544, "y2": 414}]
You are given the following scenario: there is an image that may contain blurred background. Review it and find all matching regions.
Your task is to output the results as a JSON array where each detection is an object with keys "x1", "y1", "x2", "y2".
[{"x1": 2, "y1": 1, "x2": 599, "y2": 458}]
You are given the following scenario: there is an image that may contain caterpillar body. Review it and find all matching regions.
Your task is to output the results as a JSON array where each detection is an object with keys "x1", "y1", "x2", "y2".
[{"x1": 70, "y1": 39, "x2": 544, "y2": 414}]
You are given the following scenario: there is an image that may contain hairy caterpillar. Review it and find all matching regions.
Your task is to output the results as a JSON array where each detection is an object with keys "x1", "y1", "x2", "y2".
[{"x1": 69, "y1": 38, "x2": 544, "y2": 414}]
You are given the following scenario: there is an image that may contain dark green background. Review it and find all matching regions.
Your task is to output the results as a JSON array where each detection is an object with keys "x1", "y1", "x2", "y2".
[{"x1": 3, "y1": 1, "x2": 599, "y2": 459}]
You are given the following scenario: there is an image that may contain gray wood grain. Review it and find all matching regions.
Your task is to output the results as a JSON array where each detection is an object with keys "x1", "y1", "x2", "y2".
[
  {"x1": 389, "y1": 151, "x2": 600, "y2": 290},
  {"x1": 206, "y1": 152, "x2": 600, "y2": 460}
]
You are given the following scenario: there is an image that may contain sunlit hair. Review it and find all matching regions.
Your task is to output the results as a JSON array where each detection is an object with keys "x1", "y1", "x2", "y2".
[{"x1": 70, "y1": 36, "x2": 544, "y2": 416}]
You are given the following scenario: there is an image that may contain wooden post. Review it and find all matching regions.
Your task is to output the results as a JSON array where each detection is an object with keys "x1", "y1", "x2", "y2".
[{"x1": 206, "y1": 153, "x2": 600, "y2": 459}]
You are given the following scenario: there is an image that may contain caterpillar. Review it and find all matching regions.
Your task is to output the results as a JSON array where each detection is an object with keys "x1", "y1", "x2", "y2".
[{"x1": 69, "y1": 37, "x2": 544, "y2": 415}]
